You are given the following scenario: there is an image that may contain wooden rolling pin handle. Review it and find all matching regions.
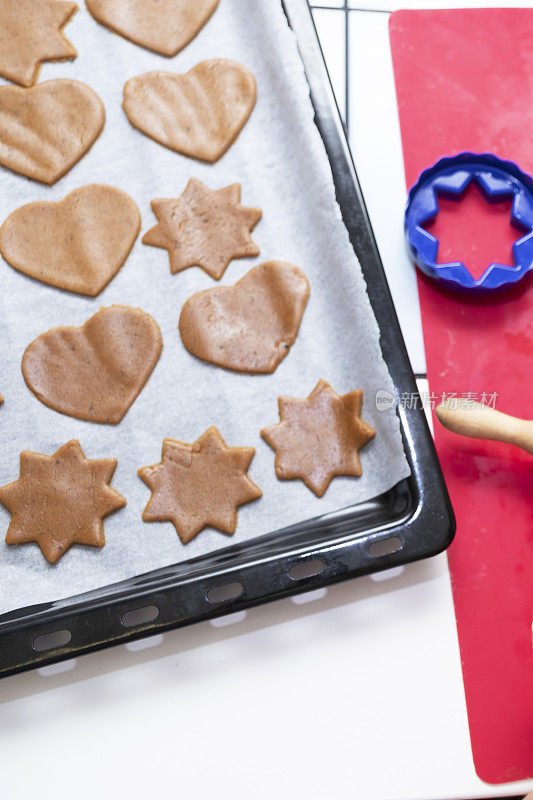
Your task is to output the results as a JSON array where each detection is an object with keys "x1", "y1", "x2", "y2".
[{"x1": 435, "y1": 399, "x2": 533, "y2": 457}]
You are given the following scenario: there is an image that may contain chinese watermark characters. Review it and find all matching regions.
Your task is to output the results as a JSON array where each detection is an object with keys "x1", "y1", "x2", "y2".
[{"x1": 375, "y1": 389, "x2": 498, "y2": 412}]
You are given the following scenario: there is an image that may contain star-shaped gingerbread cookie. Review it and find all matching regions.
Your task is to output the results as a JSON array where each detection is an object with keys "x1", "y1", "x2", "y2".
[
  {"x1": 142, "y1": 178, "x2": 262, "y2": 280},
  {"x1": 261, "y1": 379, "x2": 376, "y2": 497},
  {"x1": 0, "y1": 0, "x2": 78, "y2": 87},
  {"x1": 138, "y1": 427, "x2": 262, "y2": 543},
  {"x1": 0, "y1": 440, "x2": 126, "y2": 563}
]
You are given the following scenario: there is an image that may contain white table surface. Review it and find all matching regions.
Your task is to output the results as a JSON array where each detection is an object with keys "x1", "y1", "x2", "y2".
[{"x1": 2, "y1": 3, "x2": 533, "y2": 798}]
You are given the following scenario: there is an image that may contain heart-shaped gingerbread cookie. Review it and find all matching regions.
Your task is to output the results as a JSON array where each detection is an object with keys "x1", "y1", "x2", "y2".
[
  {"x1": 22, "y1": 306, "x2": 162, "y2": 424},
  {"x1": 123, "y1": 60, "x2": 256, "y2": 163},
  {"x1": 0, "y1": 185, "x2": 141, "y2": 296},
  {"x1": 0, "y1": 79, "x2": 105, "y2": 184},
  {"x1": 179, "y1": 261, "x2": 310, "y2": 374},
  {"x1": 86, "y1": 0, "x2": 219, "y2": 57}
]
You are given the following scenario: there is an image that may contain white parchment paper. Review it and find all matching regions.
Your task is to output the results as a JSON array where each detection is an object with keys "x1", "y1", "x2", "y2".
[{"x1": 0, "y1": 0, "x2": 410, "y2": 614}]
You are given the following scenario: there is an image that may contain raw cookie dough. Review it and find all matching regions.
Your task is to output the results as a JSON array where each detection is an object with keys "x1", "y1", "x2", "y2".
[
  {"x1": 143, "y1": 178, "x2": 261, "y2": 280},
  {"x1": 0, "y1": 0, "x2": 77, "y2": 87},
  {"x1": 179, "y1": 261, "x2": 310, "y2": 373},
  {"x1": 0, "y1": 439, "x2": 126, "y2": 563},
  {"x1": 22, "y1": 305, "x2": 163, "y2": 424},
  {"x1": 261, "y1": 379, "x2": 376, "y2": 497},
  {"x1": 138, "y1": 427, "x2": 262, "y2": 544},
  {"x1": 123, "y1": 60, "x2": 256, "y2": 163},
  {"x1": 0, "y1": 79, "x2": 105, "y2": 184},
  {"x1": 86, "y1": 0, "x2": 219, "y2": 57},
  {"x1": 0, "y1": 185, "x2": 141, "y2": 296}
]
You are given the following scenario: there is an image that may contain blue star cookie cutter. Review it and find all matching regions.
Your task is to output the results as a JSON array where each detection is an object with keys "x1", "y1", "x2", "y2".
[{"x1": 404, "y1": 152, "x2": 533, "y2": 293}]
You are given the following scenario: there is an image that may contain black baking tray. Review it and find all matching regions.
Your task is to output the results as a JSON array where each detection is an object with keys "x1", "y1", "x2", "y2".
[{"x1": 0, "y1": 0, "x2": 455, "y2": 678}]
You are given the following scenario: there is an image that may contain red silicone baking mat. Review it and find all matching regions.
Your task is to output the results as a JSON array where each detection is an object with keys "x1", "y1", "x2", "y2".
[{"x1": 389, "y1": 8, "x2": 533, "y2": 784}]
